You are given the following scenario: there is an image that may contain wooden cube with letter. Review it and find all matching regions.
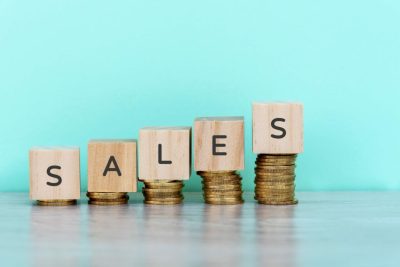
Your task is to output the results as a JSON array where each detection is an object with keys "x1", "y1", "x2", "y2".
[
  {"x1": 29, "y1": 147, "x2": 80, "y2": 206},
  {"x1": 194, "y1": 117, "x2": 244, "y2": 171},
  {"x1": 139, "y1": 127, "x2": 191, "y2": 180},
  {"x1": 252, "y1": 102, "x2": 303, "y2": 154},
  {"x1": 87, "y1": 139, "x2": 137, "y2": 205},
  {"x1": 194, "y1": 117, "x2": 244, "y2": 205},
  {"x1": 139, "y1": 127, "x2": 191, "y2": 205}
]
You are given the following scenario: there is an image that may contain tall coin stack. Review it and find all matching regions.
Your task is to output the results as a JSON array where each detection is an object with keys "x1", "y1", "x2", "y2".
[
  {"x1": 142, "y1": 180, "x2": 184, "y2": 205},
  {"x1": 87, "y1": 192, "x2": 129, "y2": 205},
  {"x1": 254, "y1": 154, "x2": 297, "y2": 205},
  {"x1": 252, "y1": 102, "x2": 304, "y2": 206},
  {"x1": 198, "y1": 171, "x2": 244, "y2": 205}
]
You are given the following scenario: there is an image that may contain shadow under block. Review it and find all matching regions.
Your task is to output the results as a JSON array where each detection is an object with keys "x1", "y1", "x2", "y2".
[
  {"x1": 139, "y1": 127, "x2": 191, "y2": 180},
  {"x1": 194, "y1": 117, "x2": 244, "y2": 171},
  {"x1": 29, "y1": 147, "x2": 81, "y2": 200},
  {"x1": 252, "y1": 102, "x2": 303, "y2": 154},
  {"x1": 88, "y1": 140, "x2": 137, "y2": 193}
]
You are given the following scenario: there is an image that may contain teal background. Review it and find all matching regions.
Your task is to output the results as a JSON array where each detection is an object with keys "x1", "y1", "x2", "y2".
[{"x1": 0, "y1": 0, "x2": 399, "y2": 192}]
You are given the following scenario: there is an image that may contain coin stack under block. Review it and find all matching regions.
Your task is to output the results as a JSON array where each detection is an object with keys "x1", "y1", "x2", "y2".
[
  {"x1": 254, "y1": 154, "x2": 297, "y2": 205},
  {"x1": 87, "y1": 192, "x2": 129, "y2": 205},
  {"x1": 36, "y1": 199, "x2": 77, "y2": 206},
  {"x1": 142, "y1": 180, "x2": 184, "y2": 205},
  {"x1": 139, "y1": 127, "x2": 191, "y2": 205},
  {"x1": 194, "y1": 117, "x2": 245, "y2": 205},
  {"x1": 252, "y1": 102, "x2": 303, "y2": 205},
  {"x1": 198, "y1": 171, "x2": 243, "y2": 205}
]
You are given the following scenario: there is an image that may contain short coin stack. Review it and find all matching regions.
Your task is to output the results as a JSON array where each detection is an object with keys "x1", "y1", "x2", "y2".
[
  {"x1": 254, "y1": 154, "x2": 298, "y2": 205},
  {"x1": 198, "y1": 171, "x2": 244, "y2": 205},
  {"x1": 36, "y1": 199, "x2": 77, "y2": 206},
  {"x1": 87, "y1": 192, "x2": 129, "y2": 205},
  {"x1": 142, "y1": 180, "x2": 184, "y2": 205}
]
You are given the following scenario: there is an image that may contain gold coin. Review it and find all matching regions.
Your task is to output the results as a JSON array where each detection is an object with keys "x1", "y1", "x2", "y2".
[
  {"x1": 197, "y1": 171, "x2": 237, "y2": 176},
  {"x1": 257, "y1": 154, "x2": 296, "y2": 159},
  {"x1": 205, "y1": 199, "x2": 244, "y2": 205},
  {"x1": 255, "y1": 184, "x2": 295, "y2": 189},
  {"x1": 255, "y1": 171, "x2": 295, "y2": 176},
  {"x1": 255, "y1": 165, "x2": 295, "y2": 171},
  {"x1": 204, "y1": 191, "x2": 243, "y2": 197},
  {"x1": 145, "y1": 196, "x2": 183, "y2": 201},
  {"x1": 257, "y1": 199, "x2": 298, "y2": 205},
  {"x1": 255, "y1": 176, "x2": 295, "y2": 182},
  {"x1": 89, "y1": 200, "x2": 128, "y2": 205},
  {"x1": 143, "y1": 180, "x2": 184, "y2": 190},
  {"x1": 89, "y1": 196, "x2": 129, "y2": 202},
  {"x1": 202, "y1": 185, "x2": 242, "y2": 191},
  {"x1": 254, "y1": 181, "x2": 295, "y2": 187},
  {"x1": 255, "y1": 195, "x2": 294, "y2": 200},
  {"x1": 144, "y1": 181, "x2": 183, "y2": 185},
  {"x1": 87, "y1": 192, "x2": 128, "y2": 200},
  {"x1": 37, "y1": 199, "x2": 77, "y2": 206},
  {"x1": 145, "y1": 185, "x2": 184, "y2": 190},
  {"x1": 202, "y1": 182, "x2": 242, "y2": 187},
  {"x1": 255, "y1": 193, "x2": 294, "y2": 199},
  {"x1": 201, "y1": 175, "x2": 242, "y2": 181},
  {"x1": 144, "y1": 199, "x2": 183, "y2": 205},
  {"x1": 256, "y1": 160, "x2": 296, "y2": 166},
  {"x1": 143, "y1": 188, "x2": 181, "y2": 193},
  {"x1": 204, "y1": 188, "x2": 243, "y2": 193},
  {"x1": 143, "y1": 194, "x2": 182, "y2": 199},
  {"x1": 202, "y1": 179, "x2": 242, "y2": 183}
]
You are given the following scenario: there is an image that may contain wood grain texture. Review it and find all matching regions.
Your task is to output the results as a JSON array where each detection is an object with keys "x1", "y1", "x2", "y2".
[
  {"x1": 88, "y1": 140, "x2": 137, "y2": 193},
  {"x1": 29, "y1": 147, "x2": 80, "y2": 200},
  {"x1": 194, "y1": 117, "x2": 244, "y2": 171},
  {"x1": 139, "y1": 127, "x2": 191, "y2": 180},
  {"x1": 253, "y1": 102, "x2": 303, "y2": 154}
]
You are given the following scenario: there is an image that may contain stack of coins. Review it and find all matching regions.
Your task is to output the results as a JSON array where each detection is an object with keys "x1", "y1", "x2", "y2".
[
  {"x1": 254, "y1": 154, "x2": 298, "y2": 205},
  {"x1": 197, "y1": 171, "x2": 244, "y2": 205},
  {"x1": 87, "y1": 192, "x2": 129, "y2": 205},
  {"x1": 36, "y1": 199, "x2": 77, "y2": 206},
  {"x1": 142, "y1": 180, "x2": 184, "y2": 205}
]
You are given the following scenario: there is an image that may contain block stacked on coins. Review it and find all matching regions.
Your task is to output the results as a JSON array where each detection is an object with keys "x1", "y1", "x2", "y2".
[
  {"x1": 194, "y1": 117, "x2": 245, "y2": 205},
  {"x1": 87, "y1": 140, "x2": 137, "y2": 205},
  {"x1": 139, "y1": 127, "x2": 191, "y2": 205},
  {"x1": 252, "y1": 102, "x2": 303, "y2": 205},
  {"x1": 29, "y1": 147, "x2": 81, "y2": 206}
]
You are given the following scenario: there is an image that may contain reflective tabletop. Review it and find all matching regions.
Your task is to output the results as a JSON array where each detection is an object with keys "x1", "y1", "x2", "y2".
[{"x1": 0, "y1": 192, "x2": 399, "y2": 267}]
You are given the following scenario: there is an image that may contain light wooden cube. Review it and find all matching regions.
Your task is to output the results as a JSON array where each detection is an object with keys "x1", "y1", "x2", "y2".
[
  {"x1": 88, "y1": 140, "x2": 137, "y2": 192},
  {"x1": 194, "y1": 117, "x2": 244, "y2": 171},
  {"x1": 139, "y1": 127, "x2": 191, "y2": 180},
  {"x1": 29, "y1": 147, "x2": 80, "y2": 200},
  {"x1": 253, "y1": 102, "x2": 303, "y2": 154}
]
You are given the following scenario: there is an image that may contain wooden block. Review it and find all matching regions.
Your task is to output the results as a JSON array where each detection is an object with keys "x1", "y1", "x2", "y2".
[
  {"x1": 29, "y1": 147, "x2": 80, "y2": 200},
  {"x1": 253, "y1": 102, "x2": 303, "y2": 154},
  {"x1": 194, "y1": 117, "x2": 244, "y2": 171},
  {"x1": 88, "y1": 139, "x2": 137, "y2": 192},
  {"x1": 139, "y1": 127, "x2": 191, "y2": 180}
]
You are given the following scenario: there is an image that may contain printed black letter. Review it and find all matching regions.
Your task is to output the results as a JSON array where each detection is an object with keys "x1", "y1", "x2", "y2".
[
  {"x1": 103, "y1": 156, "x2": 122, "y2": 176},
  {"x1": 158, "y1": 144, "x2": 172, "y2": 164},
  {"x1": 46, "y1": 165, "x2": 62, "y2": 186},
  {"x1": 212, "y1": 135, "x2": 227, "y2": 156},
  {"x1": 271, "y1": 118, "x2": 286, "y2": 139}
]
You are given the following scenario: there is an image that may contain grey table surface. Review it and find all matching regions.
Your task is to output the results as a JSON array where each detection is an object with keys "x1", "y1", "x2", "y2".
[{"x1": 0, "y1": 192, "x2": 399, "y2": 267}]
